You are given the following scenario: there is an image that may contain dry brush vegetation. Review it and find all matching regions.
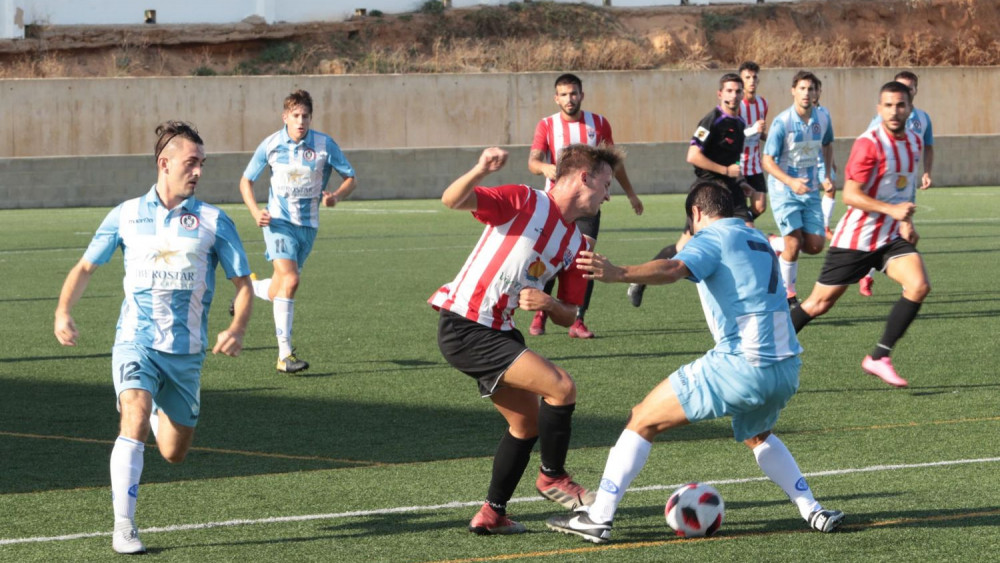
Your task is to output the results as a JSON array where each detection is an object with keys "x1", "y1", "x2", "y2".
[{"x1": 1, "y1": 0, "x2": 999, "y2": 78}]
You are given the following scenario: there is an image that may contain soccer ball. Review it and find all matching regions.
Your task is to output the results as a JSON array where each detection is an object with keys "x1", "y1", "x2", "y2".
[{"x1": 664, "y1": 482, "x2": 724, "y2": 537}]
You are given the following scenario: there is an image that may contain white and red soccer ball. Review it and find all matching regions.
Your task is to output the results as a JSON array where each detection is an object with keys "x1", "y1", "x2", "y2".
[{"x1": 665, "y1": 482, "x2": 725, "y2": 537}]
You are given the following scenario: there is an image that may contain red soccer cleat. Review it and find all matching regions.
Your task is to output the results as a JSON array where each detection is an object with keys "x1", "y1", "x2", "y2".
[
  {"x1": 468, "y1": 503, "x2": 527, "y2": 535},
  {"x1": 862, "y1": 355, "x2": 908, "y2": 388},
  {"x1": 529, "y1": 311, "x2": 547, "y2": 336},
  {"x1": 859, "y1": 275, "x2": 874, "y2": 297},
  {"x1": 536, "y1": 471, "x2": 596, "y2": 510},
  {"x1": 568, "y1": 319, "x2": 594, "y2": 339}
]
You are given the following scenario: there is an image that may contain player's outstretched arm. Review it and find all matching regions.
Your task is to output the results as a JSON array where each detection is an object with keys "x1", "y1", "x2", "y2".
[
  {"x1": 576, "y1": 251, "x2": 690, "y2": 285},
  {"x1": 54, "y1": 259, "x2": 99, "y2": 346},
  {"x1": 441, "y1": 147, "x2": 508, "y2": 211},
  {"x1": 213, "y1": 275, "x2": 252, "y2": 356}
]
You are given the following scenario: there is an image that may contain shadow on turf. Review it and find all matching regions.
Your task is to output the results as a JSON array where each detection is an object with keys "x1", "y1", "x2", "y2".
[{"x1": 0, "y1": 377, "x2": 735, "y2": 494}]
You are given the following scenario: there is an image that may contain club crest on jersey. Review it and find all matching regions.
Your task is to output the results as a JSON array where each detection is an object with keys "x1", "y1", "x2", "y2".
[
  {"x1": 302, "y1": 148, "x2": 316, "y2": 161},
  {"x1": 179, "y1": 213, "x2": 199, "y2": 230},
  {"x1": 526, "y1": 258, "x2": 547, "y2": 281},
  {"x1": 587, "y1": 127, "x2": 596, "y2": 142},
  {"x1": 895, "y1": 176, "x2": 908, "y2": 190},
  {"x1": 694, "y1": 126, "x2": 710, "y2": 142},
  {"x1": 562, "y1": 248, "x2": 574, "y2": 268},
  {"x1": 811, "y1": 122, "x2": 821, "y2": 135}
]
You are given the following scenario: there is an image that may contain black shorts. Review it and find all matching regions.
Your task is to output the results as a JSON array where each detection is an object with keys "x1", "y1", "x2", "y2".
[
  {"x1": 744, "y1": 173, "x2": 767, "y2": 194},
  {"x1": 437, "y1": 309, "x2": 528, "y2": 397},
  {"x1": 817, "y1": 238, "x2": 919, "y2": 286},
  {"x1": 575, "y1": 209, "x2": 601, "y2": 240}
]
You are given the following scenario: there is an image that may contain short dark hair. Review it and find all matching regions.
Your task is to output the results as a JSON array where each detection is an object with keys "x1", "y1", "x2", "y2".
[
  {"x1": 554, "y1": 73, "x2": 583, "y2": 91},
  {"x1": 284, "y1": 89, "x2": 313, "y2": 114},
  {"x1": 685, "y1": 180, "x2": 734, "y2": 221},
  {"x1": 894, "y1": 70, "x2": 918, "y2": 86},
  {"x1": 791, "y1": 70, "x2": 818, "y2": 89},
  {"x1": 813, "y1": 76, "x2": 823, "y2": 90},
  {"x1": 719, "y1": 72, "x2": 743, "y2": 90},
  {"x1": 738, "y1": 61, "x2": 760, "y2": 74},
  {"x1": 554, "y1": 143, "x2": 624, "y2": 183},
  {"x1": 880, "y1": 80, "x2": 913, "y2": 104},
  {"x1": 154, "y1": 121, "x2": 203, "y2": 162}
]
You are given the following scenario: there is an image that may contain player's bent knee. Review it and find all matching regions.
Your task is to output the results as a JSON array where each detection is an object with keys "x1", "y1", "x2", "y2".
[{"x1": 548, "y1": 373, "x2": 577, "y2": 405}]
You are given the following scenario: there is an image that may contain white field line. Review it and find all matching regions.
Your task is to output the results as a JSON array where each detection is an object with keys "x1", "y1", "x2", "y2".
[
  {"x1": 2, "y1": 456, "x2": 997, "y2": 546},
  {"x1": 3, "y1": 216, "x2": 998, "y2": 258}
]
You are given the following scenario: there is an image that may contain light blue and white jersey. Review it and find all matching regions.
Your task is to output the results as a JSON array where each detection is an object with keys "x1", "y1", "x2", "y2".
[
  {"x1": 83, "y1": 186, "x2": 251, "y2": 355},
  {"x1": 243, "y1": 127, "x2": 355, "y2": 229},
  {"x1": 867, "y1": 107, "x2": 934, "y2": 146},
  {"x1": 814, "y1": 105, "x2": 837, "y2": 184},
  {"x1": 764, "y1": 106, "x2": 834, "y2": 199},
  {"x1": 675, "y1": 218, "x2": 803, "y2": 367}
]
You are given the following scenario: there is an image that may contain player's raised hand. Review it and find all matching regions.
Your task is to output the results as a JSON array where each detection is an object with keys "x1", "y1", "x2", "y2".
[
  {"x1": 478, "y1": 147, "x2": 508, "y2": 173},
  {"x1": 322, "y1": 190, "x2": 339, "y2": 207},
  {"x1": 54, "y1": 313, "x2": 78, "y2": 346},
  {"x1": 212, "y1": 329, "x2": 244, "y2": 357}
]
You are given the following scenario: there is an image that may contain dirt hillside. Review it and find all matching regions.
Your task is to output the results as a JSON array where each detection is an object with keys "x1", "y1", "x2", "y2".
[{"x1": 1, "y1": 0, "x2": 997, "y2": 78}]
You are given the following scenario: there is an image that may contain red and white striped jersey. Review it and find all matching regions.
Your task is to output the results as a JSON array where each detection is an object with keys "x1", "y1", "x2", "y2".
[
  {"x1": 531, "y1": 110, "x2": 614, "y2": 191},
  {"x1": 831, "y1": 125, "x2": 923, "y2": 251},
  {"x1": 429, "y1": 184, "x2": 590, "y2": 331},
  {"x1": 738, "y1": 96, "x2": 768, "y2": 176}
]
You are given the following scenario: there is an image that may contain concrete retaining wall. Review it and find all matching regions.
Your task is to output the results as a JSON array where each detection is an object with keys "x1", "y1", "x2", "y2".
[
  {"x1": 0, "y1": 135, "x2": 991, "y2": 210},
  {"x1": 2, "y1": 67, "x2": 997, "y2": 158}
]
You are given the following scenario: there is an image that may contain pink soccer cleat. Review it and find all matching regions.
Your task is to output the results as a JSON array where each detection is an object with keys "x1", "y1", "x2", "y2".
[
  {"x1": 859, "y1": 275, "x2": 874, "y2": 297},
  {"x1": 536, "y1": 471, "x2": 596, "y2": 510},
  {"x1": 568, "y1": 319, "x2": 594, "y2": 339},
  {"x1": 529, "y1": 311, "x2": 547, "y2": 336},
  {"x1": 468, "y1": 503, "x2": 527, "y2": 535},
  {"x1": 862, "y1": 355, "x2": 908, "y2": 388}
]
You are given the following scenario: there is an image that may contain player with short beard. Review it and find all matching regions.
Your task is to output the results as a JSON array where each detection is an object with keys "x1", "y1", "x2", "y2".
[
  {"x1": 528, "y1": 73, "x2": 643, "y2": 338},
  {"x1": 432, "y1": 144, "x2": 622, "y2": 534},
  {"x1": 791, "y1": 81, "x2": 930, "y2": 388}
]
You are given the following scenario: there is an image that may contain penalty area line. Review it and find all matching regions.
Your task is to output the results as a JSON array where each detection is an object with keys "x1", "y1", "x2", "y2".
[{"x1": 1, "y1": 456, "x2": 998, "y2": 547}]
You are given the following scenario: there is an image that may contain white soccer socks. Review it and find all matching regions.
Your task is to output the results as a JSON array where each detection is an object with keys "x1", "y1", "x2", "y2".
[
  {"x1": 779, "y1": 257, "x2": 798, "y2": 297},
  {"x1": 752, "y1": 434, "x2": 821, "y2": 520},
  {"x1": 274, "y1": 297, "x2": 295, "y2": 359},
  {"x1": 110, "y1": 436, "x2": 145, "y2": 524},
  {"x1": 588, "y1": 429, "x2": 652, "y2": 524},
  {"x1": 821, "y1": 195, "x2": 836, "y2": 228},
  {"x1": 252, "y1": 277, "x2": 273, "y2": 301}
]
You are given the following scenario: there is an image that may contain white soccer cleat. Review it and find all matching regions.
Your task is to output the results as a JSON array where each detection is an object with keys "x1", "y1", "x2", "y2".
[
  {"x1": 808, "y1": 509, "x2": 845, "y2": 533},
  {"x1": 112, "y1": 520, "x2": 146, "y2": 555}
]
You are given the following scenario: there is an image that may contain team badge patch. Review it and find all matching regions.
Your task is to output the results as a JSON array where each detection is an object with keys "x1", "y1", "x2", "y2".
[
  {"x1": 587, "y1": 127, "x2": 596, "y2": 141},
  {"x1": 303, "y1": 148, "x2": 316, "y2": 161},
  {"x1": 179, "y1": 213, "x2": 199, "y2": 230},
  {"x1": 694, "y1": 126, "x2": 710, "y2": 142},
  {"x1": 526, "y1": 258, "x2": 547, "y2": 281},
  {"x1": 895, "y1": 176, "x2": 908, "y2": 190},
  {"x1": 811, "y1": 122, "x2": 821, "y2": 135}
]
